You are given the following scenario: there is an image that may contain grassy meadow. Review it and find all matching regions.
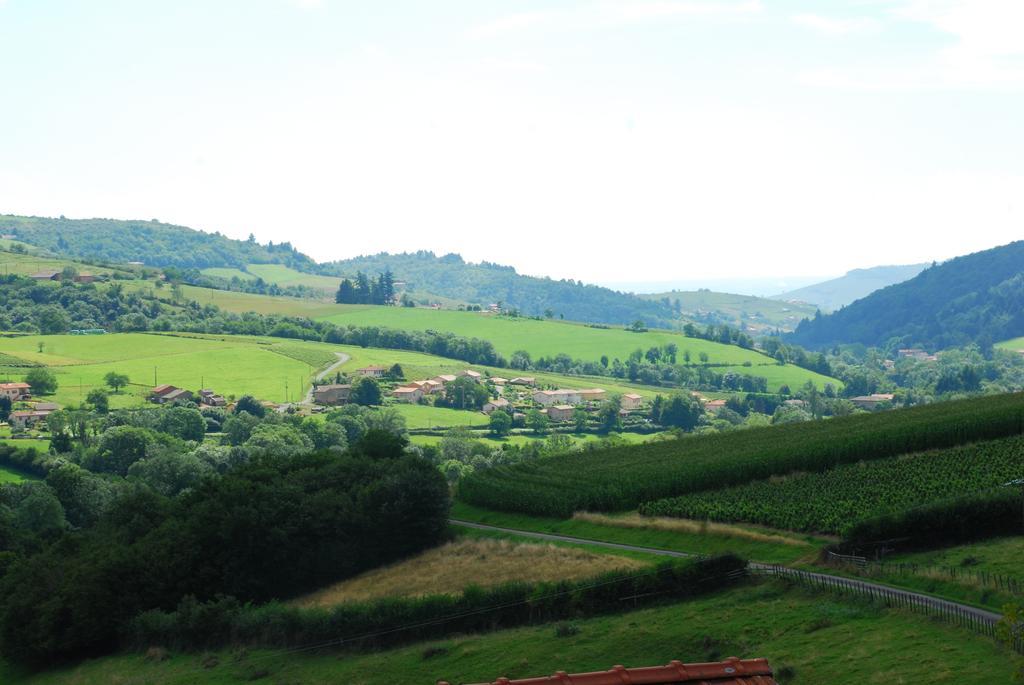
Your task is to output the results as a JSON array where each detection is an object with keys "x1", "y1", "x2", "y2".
[
  {"x1": 3, "y1": 581, "x2": 1015, "y2": 684},
  {"x1": 640, "y1": 289, "x2": 817, "y2": 332},
  {"x1": 0, "y1": 248, "x2": 137, "y2": 279},
  {"x1": 408, "y1": 431, "x2": 666, "y2": 448},
  {"x1": 0, "y1": 464, "x2": 28, "y2": 484},
  {"x1": 293, "y1": 537, "x2": 647, "y2": 607}
]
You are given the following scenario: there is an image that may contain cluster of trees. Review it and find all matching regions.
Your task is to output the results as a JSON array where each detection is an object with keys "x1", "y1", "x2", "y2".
[
  {"x1": 321, "y1": 251, "x2": 682, "y2": 328},
  {"x1": 0, "y1": 395, "x2": 448, "y2": 666},
  {"x1": 335, "y1": 270, "x2": 397, "y2": 305},
  {"x1": 0, "y1": 215, "x2": 319, "y2": 271}
]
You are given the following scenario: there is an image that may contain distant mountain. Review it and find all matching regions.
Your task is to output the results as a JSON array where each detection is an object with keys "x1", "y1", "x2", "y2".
[
  {"x1": 773, "y1": 264, "x2": 928, "y2": 311},
  {"x1": 788, "y1": 242, "x2": 1024, "y2": 351},
  {"x1": 638, "y1": 290, "x2": 818, "y2": 333},
  {"x1": 0, "y1": 214, "x2": 318, "y2": 271},
  {"x1": 323, "y1": 251, "x2": 681, "y2": 328}
]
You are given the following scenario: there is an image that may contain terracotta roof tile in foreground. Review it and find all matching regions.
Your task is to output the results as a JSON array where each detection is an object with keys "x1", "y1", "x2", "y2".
[{"x1": 446, "y1": 657, "x2": 776, "y2": 685}]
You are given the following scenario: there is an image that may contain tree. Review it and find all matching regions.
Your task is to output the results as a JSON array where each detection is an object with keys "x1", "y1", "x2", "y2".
[
  {"x1": 658, "y1": 393, "x2": 704, "y2": 431},
  {"x1": 335, "y1": 278, "x2": 357, "y2": 304},
  {"x1": 597, "y1": 395, "x2": 623, "y2": 433},
  {"x1": 351, "y1": 377, "x2": 383, "y2": 406},
  {"x1": 103, "y1": 371, "x2": 129, "y2": 394},
  {"x1": 244, "y1": 424, "x2": 314, "y2": 458},
  {"x1": 234, "y1": 395, "x2": 266, "y2": 418},
  {"x1": 572, "y1": 408, "x2": 588, "y2": 433},
  {"x1": 363, "y1": 407, "x2": 408, "y2": 436},
  {"x1": 35, "y1": 306, "x2": 69, "y2": 335},
  {"x1": 25, "y1": 368, "x2": 58, "y2": 395},
  {"x1": 0, "y1": 396, "x2": 10, "y2": 422},
  {"x1": 995, "y1": 603, "x2": 1024, "y2": 681},
  {"x1": 488, "y1": 410, "x2": 512, "y2": 436},
  {"x1": 443, "y1": 376, "x2": 488, "y2": 410},
  {"x1": 85, "y1": 388, "x2": 109, "y2": 414},
  {"x1": 87, "y1": 425, "x2": 159, "y2": 475},
  {"x1": 157, "y1": 406, "x2": 206, "y2": 442},
  {"x1": 526, "y1": 409, "x2": 549, "y2": 435},
  {"x1": 389, "y1": 363, "x2": 404, "y2": 380}
]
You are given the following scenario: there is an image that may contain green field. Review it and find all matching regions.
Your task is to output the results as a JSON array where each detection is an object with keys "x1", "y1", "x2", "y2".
[
  {"x1": 199, "y1": 267, "x2": 256, "y2": 281},
  {"x1": 394, "y1": 404, "x2": 491, "y2": 429},
  {"x1": 0, "y1": 333, "x2": 338, "y2": 408},
  {"x1": 3, "y1": 581, "x2": 1014, "y2": 684},
  {"x1": 410, "y1": 431, "x2": 665, "y2": 448},
  {"x1": 640, "y1": 289, "x2": 818, "y2": 333},
  {"x1": 0, "y1": 464, "x2": 28, "y2": 484},
  {"x1": 996, "y1": 337, "x2": 1024, "y2": 353},
  {"x1": 164, "y1": 285, "x2": 841, "y2": 392},
  {"x1": 0, "y1": 248, "x2": 137, "y2": 279}
]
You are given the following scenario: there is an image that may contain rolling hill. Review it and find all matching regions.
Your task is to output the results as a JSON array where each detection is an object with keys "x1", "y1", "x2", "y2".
[
  {"x1": 639, "y1": 289, "x2": 817, "y2": 333},
  {"x1": 788, "y1": 241, "x2": 1024, "y2": 350},
  {"x1": 773, "y1": 263, "x2": 928, "y2": 311}
]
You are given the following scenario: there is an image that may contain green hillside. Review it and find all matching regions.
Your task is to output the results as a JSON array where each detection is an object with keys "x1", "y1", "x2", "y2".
[
  {"x1": 0, "y1": 215, "x2": 317, "y2": 271},
  {"x1": 639, "y1": 289, "x2": 817, "y2": 333},
  {"x1": 774, "y1": 264, "x2": 928, "y2": 311},
  {"x1": 789, "y1": 241, "x2": 1024, "y2": 350}
]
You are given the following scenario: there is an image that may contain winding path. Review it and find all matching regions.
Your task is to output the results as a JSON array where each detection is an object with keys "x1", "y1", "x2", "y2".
[
  {"x1": 302, "y1": 352, "x2": 351, "y2": 404},
  {"x1": 450, "y1": 519, "x2": 1002, "y2": 625}
]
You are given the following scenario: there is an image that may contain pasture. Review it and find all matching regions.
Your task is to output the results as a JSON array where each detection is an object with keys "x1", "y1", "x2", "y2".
[
  {"x1": 0, "y1": 334, "x2": 340, "y2": 408},
  {"x1": 6, "y1": 581, "x2": 1014, "y2": 684},
  {"x1": 0, "y1": 464, "x2": 27, "y2": 484}
]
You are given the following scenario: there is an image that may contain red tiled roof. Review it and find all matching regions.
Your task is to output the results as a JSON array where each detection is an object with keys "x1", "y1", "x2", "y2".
[{"x1": 450, "y1": 658, "x2": 776, "y2": 685}]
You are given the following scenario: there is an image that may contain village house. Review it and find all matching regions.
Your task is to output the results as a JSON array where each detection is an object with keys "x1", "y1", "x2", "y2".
[
  {"x1": 489, "y1": 377, "x2": 509, "y2": 385},
  {"x1": 532, "y1": 389, "x2": 581, "y2": 407},
  {"x1": 28, "y1": 270, "x2": 60, "y2": 281},
  {"x1": 510, "y1": 377, "x2": 536, "y2": 386},
  {"x1": 198, "y1": 389, "x2": 227, "y2": 407},
  {"x1": 421, "y1": 379, "x2": 445, "y2": 394},
  {"x1": 161, "y1": 388, "x2": 194, "y2": 404},
  {"x1": 7, "y1": 410, "x2": 53, "y2": 429},
  {"x1": 391, "y1": 386, "x2": 423, "y2": 403},
  {"x1": 149, "y1": 385, "x2": 179, "y2": 403},
  {"x1": 546, "y1": 404, "x2": 575, "y2": 422},
  {"x1": 0, "y1": 382, "x2": 31, "y2": 401},
  {"x1": 355, "y1": 365, "x2": 389, "y2": 378},
  {"x1": 32, "y1": 402, "x2": 59, "y2": 412},
  {"x1": 482, "y1": 397, "x2": 510, "y2": 414},
  {"x1": 458, "y1": 369, "x2": 482, "y2": 382},
  {"x1": 432, "y1": 374, "x2": 457, "y2": 385},
  {"x1": 577, "y1": 388, "x2": 607, "y2": 403},
  {"x1": 313, "y1": 383, "x2": 351, "y2": 405},
  {"x1": 704, "y1": 399, "x2": 727, "y2": 413},
  {"x1": 621, "y1": 393, "x2": 643, "y2": 411},
  {"x1": 850, "y1": 393, "x2": 895, "y2": 411}
]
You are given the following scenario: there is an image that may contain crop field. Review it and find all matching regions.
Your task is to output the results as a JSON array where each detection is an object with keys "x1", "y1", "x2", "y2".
[
  {"x1": 639, "y1": 435, "x2": 1024, "y2": 534},
  {"x1": 6, "y1": 581, "x2": 1015, "y2": 685},
  {"x1": 458, "y1": 393, "x2": 1024, "y2": 517},
  {"x1": 0, "y1": 333, "x2": 341, "y2": 408},
  {"x1": 293, "y1": 537, "x2": 646, "y2": 606}
]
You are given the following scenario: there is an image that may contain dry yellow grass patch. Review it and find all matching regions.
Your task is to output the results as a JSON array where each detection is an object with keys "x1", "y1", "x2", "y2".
[
  {"x1": 293, "y1": 537, "x2": 646, "y2": 608},
  {"x1": 572, "y1": 512, "x2": 811, "y2": 547}
]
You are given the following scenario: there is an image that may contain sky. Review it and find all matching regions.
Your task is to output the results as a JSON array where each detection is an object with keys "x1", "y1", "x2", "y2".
[{"x1": 1, "y1": 0, "x2": 1022, "y2": 289}]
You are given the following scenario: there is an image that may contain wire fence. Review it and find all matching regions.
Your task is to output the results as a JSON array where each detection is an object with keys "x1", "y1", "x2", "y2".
[
  {"x1": 757, "y1": 564, "x2": 1024, "y2": 656},
  {"x1": 824, "y1": 550, "x2": 1024, "y2": 597}
]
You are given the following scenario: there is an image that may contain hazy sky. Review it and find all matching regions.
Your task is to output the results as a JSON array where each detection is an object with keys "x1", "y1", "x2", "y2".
[{"x1": 1, "y1": 0, "x2": 1022, "y2": 285}]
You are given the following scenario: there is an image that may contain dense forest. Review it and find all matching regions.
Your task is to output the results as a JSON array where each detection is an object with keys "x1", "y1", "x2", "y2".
[
  {"x1": 789, "y1": 241, "x2": 1024, "y2": 351},
  {"x1": 323, "y1": 251, "x2": 681, "y2": 327},
  {"x1": 0, "y1": 215, "x2": 318, "y2": 271}
]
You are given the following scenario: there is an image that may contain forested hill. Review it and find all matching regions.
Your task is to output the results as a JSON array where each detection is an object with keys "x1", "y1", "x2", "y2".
[
  {"x1": 0, "y1": 215, "x2": 318, "y2": 271},
  {"x1": 325, "y1": 251, "x2": 680, "y2": 328},
  {"x1": 774, "y1": 263, "x2": 928, "y2": 311},
  {"x1": 788, "y1": 241, "x2": 1024, "y2": 351}
]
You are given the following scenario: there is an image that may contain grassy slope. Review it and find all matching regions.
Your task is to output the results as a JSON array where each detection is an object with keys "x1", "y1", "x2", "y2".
[
  {"x1": 640, "y1": 290, "x2": 817, "y2": 332},
  {"x1": 0, "y1": 464, "x2": 26, "y2": 484},
  {"x1": 4, "y1": 582, "x2": 1015, "y2": 684},
  {"x1": 996, "y1": 337, "x2": 1024, "y2": 352},
  {"x1": 244, "y1": 263, "x2": 342, "y2": 293},
  {"x1": 0, "y1": 248, "x2": 138, "y2": 279},
  {"x1": 450, "y1": 502, "x2": 824, "y2": 566}
]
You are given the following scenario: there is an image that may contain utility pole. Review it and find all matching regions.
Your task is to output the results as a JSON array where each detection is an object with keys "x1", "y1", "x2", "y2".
[{"x1": 1006, "y1": 478, "x2": 1024, "y2": 533}]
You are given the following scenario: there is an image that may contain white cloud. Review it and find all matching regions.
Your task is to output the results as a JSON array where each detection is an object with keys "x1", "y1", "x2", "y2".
[
  {"x1": 791, "y1": 13, "x2": 879, "y2": 36},
  {"x1": 466, "y1": 0, "x2": 761, "y2": 39}
]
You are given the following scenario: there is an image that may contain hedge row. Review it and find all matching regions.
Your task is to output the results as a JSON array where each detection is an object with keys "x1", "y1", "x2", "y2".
[
  {"x1": 0, "y1": 446, "x2": 49, "y2": 479},
  {"x1": 459, "y1": 393, "x2": 1024, "y2": 517},
  {"x1": 841, "y1": 489, "x2": 1022, "y2": 553},
  {"x1": 124, "y1": 554, "x2": 746, "y2": 653}
]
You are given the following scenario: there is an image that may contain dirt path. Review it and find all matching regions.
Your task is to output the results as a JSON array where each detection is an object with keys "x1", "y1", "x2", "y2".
[
  {"x1": 302, "y1": 352, "x2": 350, "y2": 404},
  {"x1": 449, "y1": 519, "x2": 1002, "y2": 625}
]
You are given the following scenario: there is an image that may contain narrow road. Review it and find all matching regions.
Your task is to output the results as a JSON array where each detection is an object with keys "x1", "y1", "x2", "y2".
[
  {"x1": 450, "y1": 519, "x2": 1002, "y2": 625},
  {"x1": 301, "y1": 352, "x2": 350, "y2": 404}
]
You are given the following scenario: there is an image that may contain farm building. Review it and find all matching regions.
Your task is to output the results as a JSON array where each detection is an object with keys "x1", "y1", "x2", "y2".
[
  {"x1": 490, "y1": 377, "x2": 509, "y2": 385},
  {"x1": 449, "y1": 657, "x2": 776, "y2": 685},
  {"x1": 422, "y1": 379, "x2": 445, "y2": 394},
  {"x1": 704, "y1": 399, "x2": 727, "y2": 413},
  {"x1": 28, "y1": 270, "x2": 61, "y2": 281},
  {"x1": 459, "y1": 370, "x2": 483, "y2": 381},
  {"x1": 546, "y1": 404, "x2": 575, "y2": 422},
  {"x1": 198, "y1": 389, "x2": 227, "y2": 407},
  {"x1": 313, "y1": 384, "x2": 351, "y2": 405},
  {"x1": 482, "y1": 397, "x2": 510, "y2": 414},
  {"x1": 32, "y1": 402, "x2": 59, "y2": 412},
  {"x1": 392, "y1": 386, "x2": 423, "y2": 403},
  {"x1": 0, "y1": 382, "x2": 31, "y2": 401},
  {"x1": 432, "y1": 374, "x2": 457, "y2": 385},
  {"x1": 149, "y1": 385, "x2": 178, "y2": 402},
  {"x1": 850, "y1": 393, "x2": 895, "y2": 410},
  {"x1": 356, "y1": 365, "x2": 389, "y2": 378},
  {"x1": 150, "y1": 385, "x2": 193, "y2": 404},
  {"x1": 621, "y1": 393, "x2": 643, "y2": 410},
  {"x1": 510, "y1": 377, "x2": 536, "y2": 386}
]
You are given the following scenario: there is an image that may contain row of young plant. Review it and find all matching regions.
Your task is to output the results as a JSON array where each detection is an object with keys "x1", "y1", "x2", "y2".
[
  {"x1": 457, "y1": 393, "x2": 1024, "y2": 517},
  {"x1": 124, "y1": 555, "x2": 746, "y2": 654},
  {"x1": 638, "y1": 434, "x2": 1024, "y2": 535}
]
